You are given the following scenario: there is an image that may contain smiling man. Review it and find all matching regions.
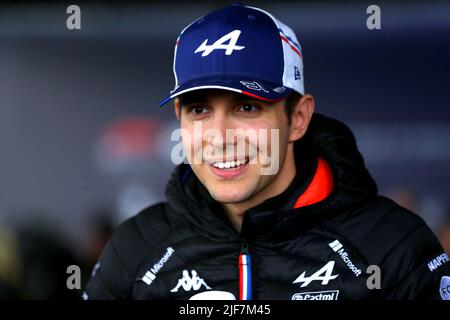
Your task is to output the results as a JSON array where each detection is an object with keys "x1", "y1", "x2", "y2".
[
  {"x1": 84, "y1": 4, "x2": 450, "y2": 300},
  {"x1": 174, "y1": 89, "x2": 313, "y2": 232}
]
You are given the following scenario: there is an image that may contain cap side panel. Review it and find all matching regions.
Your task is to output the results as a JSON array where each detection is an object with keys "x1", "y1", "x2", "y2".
[
  {"x1": 245, "y1": 5, "x2": 304, "y2": 95},
  {"x1": 173, "y1": 15, "x2": 206, "y2": 89}
]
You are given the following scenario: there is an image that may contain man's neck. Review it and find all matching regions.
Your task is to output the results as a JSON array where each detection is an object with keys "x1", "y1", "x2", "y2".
[{"x1": 222, "y1": 146, "x2": 297, "y2": 233}]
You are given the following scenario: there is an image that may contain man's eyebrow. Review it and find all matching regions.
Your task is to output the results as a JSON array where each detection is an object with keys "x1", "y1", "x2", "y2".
[{"x1": 231, "y1": 94, "x2": 261, "y2": 103}]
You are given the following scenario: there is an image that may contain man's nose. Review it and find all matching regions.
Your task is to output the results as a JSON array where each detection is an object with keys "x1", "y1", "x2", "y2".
[
  {"x1": 212, "y1": 111, "x2": 236, "y2": 140},
  {"x1": 212, "y1": 110, "x2": 232, "y2": 133}
]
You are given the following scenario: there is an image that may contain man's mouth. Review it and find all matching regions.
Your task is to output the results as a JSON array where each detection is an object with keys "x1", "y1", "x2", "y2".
[
  {"x1": 211, "y1": 158, "x2": 249, "y2": 169},
  {"x1": 208, "y1": 157, "x2": 251, "y2": 178}
]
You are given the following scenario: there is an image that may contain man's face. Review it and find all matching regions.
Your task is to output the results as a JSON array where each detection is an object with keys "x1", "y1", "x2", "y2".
[{"x1": 176, "y1": 89, "x2": 291, "y2": 204}]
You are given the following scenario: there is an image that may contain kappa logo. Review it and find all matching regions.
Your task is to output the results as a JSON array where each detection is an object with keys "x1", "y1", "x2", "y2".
[
  {"x1": 194, "y1": 30, "x2": 245, "y2": 57},
  {"x1": 293, "y1": 261, "x2": 339, "y2": 288},
  {"x1": 170, "y1": 270, "x2": 211, "y2": 293}
]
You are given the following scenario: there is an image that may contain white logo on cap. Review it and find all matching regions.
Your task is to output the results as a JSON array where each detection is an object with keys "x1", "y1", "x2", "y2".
[
  {"x1": 240, "y1": 81, "x2": 269, "y2": 93},
  {"x1": 195, "y1": 30, "x2": 245, "y2": 57}
]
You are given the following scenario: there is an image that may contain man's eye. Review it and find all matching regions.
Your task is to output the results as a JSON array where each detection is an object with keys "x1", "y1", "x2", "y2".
[
  {"x1": 238, "y1": 104, "x2": 260, "y2": 112},
  {"x1": 190, "y1": 106, "x2": 208, "y2": 114}
]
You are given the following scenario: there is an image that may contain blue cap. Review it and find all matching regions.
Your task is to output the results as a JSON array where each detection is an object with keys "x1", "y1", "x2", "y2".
[{"x1": 159, "y1": 4, "x2": 304, "y2": 106}]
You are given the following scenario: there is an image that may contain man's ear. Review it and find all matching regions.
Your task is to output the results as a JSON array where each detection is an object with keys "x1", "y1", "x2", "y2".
[
  {"x1": 288, "y1": 94, "x2": 315, "y2": 142},
  {"x1": 174, "y1": 98, "x2": 181, "y2": 120}
]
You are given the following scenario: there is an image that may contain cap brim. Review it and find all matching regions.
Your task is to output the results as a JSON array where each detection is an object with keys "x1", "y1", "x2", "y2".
[{"x1": 158, "y1": 76, "x2": 292, "y2": 106}]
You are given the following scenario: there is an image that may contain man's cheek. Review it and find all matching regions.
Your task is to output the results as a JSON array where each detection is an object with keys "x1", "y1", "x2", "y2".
[
  {"x1": 171, "y1": 127, "x2": 192, "y2": 165},
  {"x1": 259, "y1": 128, "x2": 281, "y2": 175},
  {"x1": 181, "y1": 124, "x2": 205, "y2": 165},
  {"x1": 179, "y1": 128, "x2": 195, "y2": 165}
]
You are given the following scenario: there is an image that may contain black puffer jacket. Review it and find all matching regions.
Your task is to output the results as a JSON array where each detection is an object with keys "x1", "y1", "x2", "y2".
[{"x1": 84, "y1": 114, "x2": 450, "y2": 300}]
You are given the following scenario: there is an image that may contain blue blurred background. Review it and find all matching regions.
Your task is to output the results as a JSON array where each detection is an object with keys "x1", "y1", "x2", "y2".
[{"x1": 0, "y1": 1, "x2": 449, "y2": 299}]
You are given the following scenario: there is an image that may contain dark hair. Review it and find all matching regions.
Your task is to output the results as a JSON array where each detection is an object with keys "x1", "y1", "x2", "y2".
[{"x1": 284, "y1": 91, "x2": 303, "y2": 125}]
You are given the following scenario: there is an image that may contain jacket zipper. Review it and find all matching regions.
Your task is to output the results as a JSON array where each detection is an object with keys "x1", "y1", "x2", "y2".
[{"x1": 238, "y1": 240, "x2": 252, "y2": 300}]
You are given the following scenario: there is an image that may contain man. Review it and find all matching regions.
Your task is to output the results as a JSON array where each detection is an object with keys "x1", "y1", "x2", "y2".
[{"x1": 84, "y1": 4, "x2": 450, "y2": 300}]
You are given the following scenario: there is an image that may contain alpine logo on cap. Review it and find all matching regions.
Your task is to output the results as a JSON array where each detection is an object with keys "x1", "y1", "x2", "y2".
[
  {"x1": 240, "y1": 81, "x2": 269, "y2": 93},
  {"x1": 194, "y1": 30, "x2": 245, "y2": 57}
]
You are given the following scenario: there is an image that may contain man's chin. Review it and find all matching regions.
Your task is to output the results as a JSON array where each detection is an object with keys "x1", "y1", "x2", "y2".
[{"x1": 207, "y1": 188, "x2": 252, "y2": 204}]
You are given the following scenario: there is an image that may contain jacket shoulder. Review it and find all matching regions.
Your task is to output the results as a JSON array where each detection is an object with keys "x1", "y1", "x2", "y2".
[
  {"x1": 113, "y1": 202, "x2": 171, "y2": 258},
  {"x1": 330, "y1": 196, "x2": 431, "y2": 259},
  {"x1": 84, "y1": 202, "x2": 171, "y2": 299},
  {"x1": 329, "y1": 196, "x2": 449, "y2": 299}
]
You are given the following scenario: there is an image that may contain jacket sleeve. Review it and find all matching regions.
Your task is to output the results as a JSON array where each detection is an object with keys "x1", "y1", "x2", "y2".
[
  {"x1": 82, "y1": 203, "x2": 169, "y2": 300},
  {"x1": 381, "y1": 223, "x2": 450, "y2": 300},
  {"x1": 82, "y1": 238, "x2": 134, "y2": 300}
]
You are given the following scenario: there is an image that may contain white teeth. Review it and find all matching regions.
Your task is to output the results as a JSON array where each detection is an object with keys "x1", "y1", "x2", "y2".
[{"x1": 212, "y1": 160, "x2": 246, "y2": 169}]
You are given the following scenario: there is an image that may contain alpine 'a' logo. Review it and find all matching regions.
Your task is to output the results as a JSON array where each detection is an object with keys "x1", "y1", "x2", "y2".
[
  {"x1": 293, "y1": 261, "x2": 339, "y2": 288},
  {"x1": 194, "y1": 30, "x2": 245, "y2": 57}
]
